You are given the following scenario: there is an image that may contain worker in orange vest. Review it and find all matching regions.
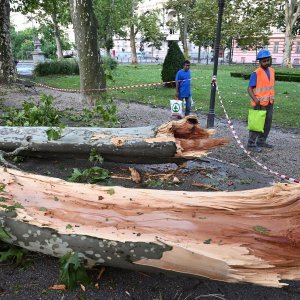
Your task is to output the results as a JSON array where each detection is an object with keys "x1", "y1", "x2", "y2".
[{"x1": 247, "y1": 49, "x2": 275, "y2": 152}]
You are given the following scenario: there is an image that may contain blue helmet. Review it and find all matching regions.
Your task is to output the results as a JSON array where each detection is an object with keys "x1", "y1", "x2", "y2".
[{"x1": 257, "y1": 49, "x2": 271, "y2": 60}]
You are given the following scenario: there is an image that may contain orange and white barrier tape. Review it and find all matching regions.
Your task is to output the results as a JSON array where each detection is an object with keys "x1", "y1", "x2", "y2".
[{"x1": 16, "y1": 77, "x2": 197, "y2": 93}]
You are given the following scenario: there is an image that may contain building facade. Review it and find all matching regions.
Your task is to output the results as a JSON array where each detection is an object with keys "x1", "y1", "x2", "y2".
[
  {"x1": 232, "y1": 28, "x2": 300, "y2": 66},
  {"x1": 111, "y1": 0, "x2": 203, "y2": 62}
]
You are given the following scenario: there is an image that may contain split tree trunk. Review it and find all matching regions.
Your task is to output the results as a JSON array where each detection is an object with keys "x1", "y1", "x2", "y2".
[
  {"x1": 0, "y1": 116, "x2": 228, "y2": 163},
  {"x1": 0, "y1": 167, "x2": 300, "y2": 288}
]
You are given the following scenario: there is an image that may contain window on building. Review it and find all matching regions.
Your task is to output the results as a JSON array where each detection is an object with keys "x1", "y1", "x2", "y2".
[
  {"x1": 294, "y1": 58, "x2": 300, "y2": 65},
  {"x1": 272, "y1": 58, "x2": 277, "y2": 64},
  {"x1": 241, "y1": 57, "x2": 245, "y2": 63},
  {"x1": 273, "y1": 42, "x2": 279, "y2": 53},
  {"x1": 296, "y1": 42, "x2": 300, "y2": 54}
]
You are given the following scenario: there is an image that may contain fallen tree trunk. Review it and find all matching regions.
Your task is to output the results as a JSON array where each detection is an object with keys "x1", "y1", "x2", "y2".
[
  {"x1": 0, "y1": 167, "x2": 300, "y2": 288},
  {"x1": 0, "y1": 116, "x2": 228, "y2": 163}
]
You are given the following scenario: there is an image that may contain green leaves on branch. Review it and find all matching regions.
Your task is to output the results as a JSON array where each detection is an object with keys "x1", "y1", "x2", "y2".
[
  {"x1": 0, "y1": 226, "x2": 11, "y2": 241},
  {"x1": 68, "y1": 148, "x2": 109, "y2": 184},
  {"x1": 0, "y1": 245, "x2": 27, "y2": 266},
  {"x1": 89, "y1": 149, "x2": 104, "y2": 165},
  {"x1": 59, "y1": 251, "x2": 90, "y2": 289},
  {"x1": 68, "y1": 167, "x2": 110, "y2": 184},
  {"x1": 46, "y1": 123, "x2": 65, "y2": 141},
  {"x1": 3, "y1": 94, "x2": 62, "y2": 127}
]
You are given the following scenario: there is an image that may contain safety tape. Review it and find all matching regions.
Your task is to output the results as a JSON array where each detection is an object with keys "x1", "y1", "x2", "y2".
[
  {"x1": 212, "y1": 76, "x2": 300, "y2": 183},
  {"x1": 15, "y1": 77, "x2": 195, "y2": 93},
  {"x1": 212, "y1": 77, "x2": 299, "y2": 184},
  {"x1": 17, "y1": 74, "x2": 299, "y2": 183}
]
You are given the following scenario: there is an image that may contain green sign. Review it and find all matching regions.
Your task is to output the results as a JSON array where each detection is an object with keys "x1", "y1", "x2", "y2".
[{"x1": 172, "y1": 103, "x2": 181, "y2": 113}]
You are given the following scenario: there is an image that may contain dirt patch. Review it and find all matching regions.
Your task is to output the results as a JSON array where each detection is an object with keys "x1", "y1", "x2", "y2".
[{"x1": 0, "y1": 85, "x2": 300, "y2": 299}]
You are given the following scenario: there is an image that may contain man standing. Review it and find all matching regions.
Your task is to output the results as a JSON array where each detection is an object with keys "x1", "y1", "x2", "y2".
[
  {"x1": 247, "y1": 49, "x2": 275, "y2": 152},
  {"x1": 175, "y1": 60, "x2": 192, "y2": 117}
]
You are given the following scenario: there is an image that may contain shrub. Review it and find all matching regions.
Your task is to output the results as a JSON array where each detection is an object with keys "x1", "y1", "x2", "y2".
[
  {"x1": 230, "y1": 72, "x2": 243, "y2": 78},
  {"x1": 34, "y1": 56, "x2": 118, "y2": 76},
  {"x1": 276, "y1": 74, "x2": 300, "y2": 82},
  {"x1": 230, "y1": 71, "x2": 300, "y2": 82},
  {"x1": 161, "y1": 41, "x2": 185, "y2": 87},
  {"x1": 34, "y1": 59, "x2": 79, "y2": 76},
  {"x1": 102, "y1": 56, "x2": 118, "y2": 71},
  {"x1": 242, "y1": 74, "x2": 251, "y2": 80}
]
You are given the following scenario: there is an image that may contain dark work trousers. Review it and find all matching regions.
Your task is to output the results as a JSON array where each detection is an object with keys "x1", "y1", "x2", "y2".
[
  {"x1": 180, "y1": 96, "x2": 192, "y2": 116},
  {"x1": 248, "y1": 103, "x2": 273, "y2": 146}
]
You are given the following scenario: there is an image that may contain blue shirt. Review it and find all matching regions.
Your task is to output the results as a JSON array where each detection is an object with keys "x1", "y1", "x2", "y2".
[
  {"x1": 248, "y1": 68, "x2": 270, "y2": 87},
  {"x1": 176, "y1": 69, "x2": 191, "y2": 98}
]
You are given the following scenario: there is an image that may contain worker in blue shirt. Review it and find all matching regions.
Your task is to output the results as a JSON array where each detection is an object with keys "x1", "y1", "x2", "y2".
[{"x1": 175, "y1": 60, "x2": 192, "y2": 117}]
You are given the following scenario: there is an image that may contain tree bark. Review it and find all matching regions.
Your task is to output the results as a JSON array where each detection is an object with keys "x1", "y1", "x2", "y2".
[
  {"x1": 0, "y1": 0, "x2": 15, "y2": 84},
  {"x1": 282, "y1": 0, "x2": 300, "y2": 67},
  {"x1": 51, "y1": 13, "x2": 64, "y2": 59},
  {"x1": 182, "y1": 13, "x2": 189, "y2": 58},
  {"x1": 0, "y1": 167, "x2": 300, "y2": 288},
  {"x1": 69, "y1": 0, "x2": 106, "y2": 104},
  {"x1": 130, "y1": 25, "x2": 138, "y2": 64},
  {"x1": 0, "y1": 116, "x2": 228, "y2": 163}
]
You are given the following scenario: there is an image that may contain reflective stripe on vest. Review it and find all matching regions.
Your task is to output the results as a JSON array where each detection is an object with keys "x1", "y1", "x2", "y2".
[{"x1": 251, "y1": 67, "x2": 275, "y2": 107}]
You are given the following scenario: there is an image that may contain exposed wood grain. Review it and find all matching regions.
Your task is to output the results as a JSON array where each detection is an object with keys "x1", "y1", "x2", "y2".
[{"x1": 1, "y1": 167, "x2": 300, "y2": 287}]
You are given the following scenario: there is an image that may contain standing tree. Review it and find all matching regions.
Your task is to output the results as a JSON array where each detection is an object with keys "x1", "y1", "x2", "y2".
[
  {"x1": 139, "y1": 10, "x2": 165, "y2": 52},
  {"x1": 119, "y1": 0, "x2": 164, "y2": 64},
  {"x1": 94, "y1": 0, "x2": 128, "y2": 57},
  {"x1": 161, "y1": 41, "x2": 185, "y2": 87},
  {"x1": 165, "y1": 0, "x2": 196, "y2": 58},
  {"x1": 12, "y1": 0, "x2": 71, "y2": 59},
  {"x1": 279, "y1": 0, "x2": 300, "y2": 67},
  {"x1": 189, "y1": 0, "x2": 276, "y2": 63},
  {"x1": 69, "y1": 0, "x2": 106, "y2": 104},
  {"x1": 123, "y1": 0, "x2": 142, "y2": 64},
  {"x1": 0, "y1": 0, "x2": 15, "y2": 83}
]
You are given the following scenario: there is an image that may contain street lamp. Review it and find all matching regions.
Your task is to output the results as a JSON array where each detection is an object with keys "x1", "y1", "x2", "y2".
[{"x1": 207, "y1": 0, "x2": 225, "y2": 128}]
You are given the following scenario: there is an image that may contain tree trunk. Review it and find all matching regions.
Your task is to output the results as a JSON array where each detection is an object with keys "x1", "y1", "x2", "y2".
[
  {"x1": 0, "y1": 116, "x2": 228, "y2": 163},
  {"x1": 1, "y1": 167, "x2": 300, "y2": 288},
  {"x1": 0, "y1": 0, "x2": 15, "y2": 84},
  {"x1": 51, "y1": 13, "x2": 64, "y2": 59},
  {"x1": 283, "y1": 22, "x2": 293, "y2": 67},
  {"x1": 106, "y1": 46, "x2": 111, "y2": 57},
  {"x1": 282, "y1": 0, "x2": 300, "y2": 68},
  {"x1": 182, "y1": 13, "x2": 189, "y2": 59},
  {"x1": 69, "y1": 0, "x2": 106, "y2": 104},
  {"x1": 130, "y1": 25, "x2": 138, "y2": 64}
]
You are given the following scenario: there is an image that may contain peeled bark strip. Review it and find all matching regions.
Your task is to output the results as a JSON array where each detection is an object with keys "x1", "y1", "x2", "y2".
[
  {"x1": 0, "y1": 167, "x2": 300, "y2": 288},
  {"x1": 0, "y1": 116, "x2": 228, "y2": 163}
]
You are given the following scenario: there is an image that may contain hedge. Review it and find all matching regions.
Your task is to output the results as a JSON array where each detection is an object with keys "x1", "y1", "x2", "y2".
[
  {"x1": 34, "y1": 57, "x2": 118, "y2": 76},
  {"x1": 230, "y1": 71, "x2": 300, "y2": 82}
]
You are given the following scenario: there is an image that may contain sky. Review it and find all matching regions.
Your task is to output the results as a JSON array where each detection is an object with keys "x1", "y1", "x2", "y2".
[
  {"x1": 10, "y1": 12, "x2": 75, "y2": 43},
  {"x1": 10, "y1": 12, "x2": 37, "y2": 31}
]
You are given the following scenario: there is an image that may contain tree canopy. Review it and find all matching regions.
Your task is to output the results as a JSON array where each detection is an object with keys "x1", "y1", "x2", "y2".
[{"x1": 12, "y1": 0, "x2": 71, "y2": 59}]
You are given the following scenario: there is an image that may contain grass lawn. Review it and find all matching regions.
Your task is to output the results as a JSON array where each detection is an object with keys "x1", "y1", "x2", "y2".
[{"x1": 36, "y1": 64, "x2": 300, "y2": 129}]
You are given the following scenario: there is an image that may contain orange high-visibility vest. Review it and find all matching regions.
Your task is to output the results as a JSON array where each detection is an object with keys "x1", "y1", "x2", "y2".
[{"x1": 251, "y1": 67, "x2": 275, "y2": 107}]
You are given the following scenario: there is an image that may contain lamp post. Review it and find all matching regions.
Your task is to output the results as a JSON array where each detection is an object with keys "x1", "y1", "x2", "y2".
[{"x1": 207, "y1": 0, "x2": 225, "y2": 128}]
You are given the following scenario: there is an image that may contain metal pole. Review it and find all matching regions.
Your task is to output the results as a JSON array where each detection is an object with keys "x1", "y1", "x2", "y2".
[{"x1": 207, "y1": 0, "x2": 225, "y2": 128}]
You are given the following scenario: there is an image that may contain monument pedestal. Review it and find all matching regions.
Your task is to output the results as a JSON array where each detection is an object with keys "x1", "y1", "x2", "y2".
[{"x1": 32, "y1": 38, "x2": 45, "y2": 64}]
